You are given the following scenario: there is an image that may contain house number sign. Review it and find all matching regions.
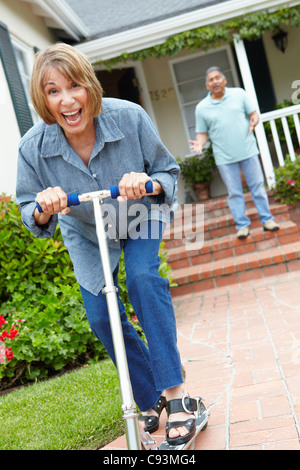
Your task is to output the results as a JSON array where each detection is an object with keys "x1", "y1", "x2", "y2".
[{"x1": 149, "y1": 87, "x2": 175, "y2": 101}]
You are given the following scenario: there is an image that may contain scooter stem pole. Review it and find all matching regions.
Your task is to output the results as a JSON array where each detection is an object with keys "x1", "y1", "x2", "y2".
[{"x1": 92, "y1": 197, "x2": 141, "y2": 450}]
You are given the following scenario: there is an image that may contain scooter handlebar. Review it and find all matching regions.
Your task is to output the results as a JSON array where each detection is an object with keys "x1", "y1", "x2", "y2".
[{"x1": 36, "y1": 180, "x2": 153, "y2": 213}]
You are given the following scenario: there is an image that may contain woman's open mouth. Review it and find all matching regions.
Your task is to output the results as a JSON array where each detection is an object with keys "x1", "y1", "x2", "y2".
[{"x1": 62, "y1": 109, "x2": 82, "y2": 124}]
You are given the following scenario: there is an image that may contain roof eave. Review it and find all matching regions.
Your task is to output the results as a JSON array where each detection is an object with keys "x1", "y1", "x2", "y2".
[
  {"x1": 75, "y1": 0, "x2": 300, "y2": 62},
  {"x1": 23, "y1": 0, "x2": 90, "y2": 41}
]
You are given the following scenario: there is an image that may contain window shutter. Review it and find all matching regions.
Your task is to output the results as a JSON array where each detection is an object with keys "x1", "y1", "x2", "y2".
[{"x1": 0, "y1": 22, "x2": 33, "y2": 136}]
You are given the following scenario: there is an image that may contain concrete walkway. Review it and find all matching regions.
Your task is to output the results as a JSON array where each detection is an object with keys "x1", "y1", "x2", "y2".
[{"x1": 102, "y1": 270, "x2": 300, "y2": 450}]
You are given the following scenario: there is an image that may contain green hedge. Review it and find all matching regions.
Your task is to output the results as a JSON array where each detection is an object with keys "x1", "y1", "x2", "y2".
[{"x1": 0, "y1": 197, "x2": 174, "y2": 391}]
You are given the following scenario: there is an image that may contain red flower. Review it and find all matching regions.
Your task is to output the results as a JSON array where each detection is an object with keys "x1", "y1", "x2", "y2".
[
  {"x1": 0, "y1": 344, "x2": 14, "y2": 363},
  {"x1": 0, "y1": 315, "x2": 7, "y2": 328},
  {"x1": 287, "y1": 179, "x2": 296, "y2": 186},
  {"x1": 0, "y1": 330, "x2": 9, "y2": 342},
  {"x1": 0, "y1": 316, "x2": 23, "y2": 364},
  {"x1": 8, "y1": 325, "x2": 19, "y2": 339},
  {"x1": 5, "y1": 347, "x2": 13, "y2": 361},
  {"x1": 130, "y1": 316, "x2": 138, "y2": 324},
  {"x1": 0, "y1": 325, "x2": 19, "y2": 342}
]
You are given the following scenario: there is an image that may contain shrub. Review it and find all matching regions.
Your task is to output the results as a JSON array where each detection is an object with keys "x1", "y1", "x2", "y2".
[
  {"x1": 0, "y1": 197, "x2": 76, "y2": 303},
  {"x1": 177, "y1": 146, "x2": 216, "y2": 187},
  {"x1": 0, "y1": 281, "x2": 106, "y2": 389},
  {"x1": 273, "y1": 154, "x2": 300, "y2": 205}
]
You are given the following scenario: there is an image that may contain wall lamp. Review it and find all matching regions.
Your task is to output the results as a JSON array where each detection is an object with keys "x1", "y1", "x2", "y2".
[{"x1": 272, "y1": 28, "x2": 288, "y2": 53}]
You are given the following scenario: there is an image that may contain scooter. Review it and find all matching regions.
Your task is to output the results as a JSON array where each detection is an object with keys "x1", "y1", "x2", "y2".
[{"x1": 37, "y1": 181, "x2": 209, "y2": 450}]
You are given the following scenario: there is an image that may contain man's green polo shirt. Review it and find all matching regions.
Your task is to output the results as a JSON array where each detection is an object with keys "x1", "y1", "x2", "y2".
[{"x1": 195, "y1": 87, "x2": 259, "y2": 165}]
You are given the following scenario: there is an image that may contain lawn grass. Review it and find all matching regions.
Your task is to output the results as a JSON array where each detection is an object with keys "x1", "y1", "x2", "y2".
[{"x1": 0, "y1": 359, "x2": 125, "y2": 450}]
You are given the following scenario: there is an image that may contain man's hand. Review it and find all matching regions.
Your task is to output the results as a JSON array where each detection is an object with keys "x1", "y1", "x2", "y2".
[
  {"x1": 189, "y1": 132, "x2": 208, "y2": 154},
  {"x1": 249, "y1": 111, "x2": 259, "y2": 134},
  {"x1": 189, "y1": 140, "x2": 203, "y2": 154}
]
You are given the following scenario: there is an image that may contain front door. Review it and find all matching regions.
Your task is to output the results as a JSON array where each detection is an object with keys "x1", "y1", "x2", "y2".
[{"x1": 96, "y1": 67, "x2": 142, "y2": 106}]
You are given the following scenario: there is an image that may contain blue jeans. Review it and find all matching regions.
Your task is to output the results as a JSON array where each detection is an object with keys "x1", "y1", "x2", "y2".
[
  {"x1": 80, "y1": 220, "x2": 183, "y2": 412},
  {"x1": 217, "y1": 155, "x2": 274, "y2": 230}
]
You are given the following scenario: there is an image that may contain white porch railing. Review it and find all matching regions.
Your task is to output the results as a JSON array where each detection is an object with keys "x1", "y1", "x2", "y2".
[{"x1": 260, "y1": 103, "x2": 300, "y2": 166}]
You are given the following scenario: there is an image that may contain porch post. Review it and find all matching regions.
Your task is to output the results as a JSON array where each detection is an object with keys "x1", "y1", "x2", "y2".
[{"x1": 233, "y1": 35, "x2": 275, "y2": 188}]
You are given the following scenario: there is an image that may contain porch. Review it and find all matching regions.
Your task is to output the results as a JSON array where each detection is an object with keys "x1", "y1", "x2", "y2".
[{"x1": 233, "y1": 37, "x2": 300, "y2": 188}]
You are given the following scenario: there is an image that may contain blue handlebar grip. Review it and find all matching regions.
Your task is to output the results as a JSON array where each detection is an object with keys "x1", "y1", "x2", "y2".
[
  {"x1": 67, "y1": 193, "x2": 80, "y2": 207},
  {"x1": 110, "y1": 180, "x2": 153, "y2": 199},
  {"x1": 36, "y1": 192, "x2": 80, "y2": 213},
  {"x1": 36, "y1": 202, "x2": 43, "y2": 213},
  {"x1": 145, "y1": 180, "x2": 154, "y2": 193},
  {"x1": 110, "y1": 185, "x2": 121, "y2": 199}
]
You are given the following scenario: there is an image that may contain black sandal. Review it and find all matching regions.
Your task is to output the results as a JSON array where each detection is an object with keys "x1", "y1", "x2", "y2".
[
  {"x1": 138, "y1": 395, "x2": 167, "y2": 434},
  {"x1": 165, "y1": 394, "x2": 197, "y2": 446}
]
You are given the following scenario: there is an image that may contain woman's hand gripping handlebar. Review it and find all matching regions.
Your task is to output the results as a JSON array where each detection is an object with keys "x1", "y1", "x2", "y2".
[{"x1": 36, "y1": 180, "x2": 154, "y2": 213}]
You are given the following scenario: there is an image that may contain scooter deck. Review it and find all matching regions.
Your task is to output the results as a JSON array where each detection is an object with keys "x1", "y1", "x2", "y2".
[{"x1": 159, "y1": 400, "x2": 209, "y2": 451}]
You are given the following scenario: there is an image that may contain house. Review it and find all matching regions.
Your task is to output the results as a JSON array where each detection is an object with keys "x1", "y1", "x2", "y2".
[{"x1": 1, "y1": 0, "x2": 300, "y2": 201}]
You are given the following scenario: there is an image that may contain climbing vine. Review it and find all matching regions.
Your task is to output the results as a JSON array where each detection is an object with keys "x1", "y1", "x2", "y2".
[{"x1": 94, "y1": 6, "x2": 300, "y2": 69}]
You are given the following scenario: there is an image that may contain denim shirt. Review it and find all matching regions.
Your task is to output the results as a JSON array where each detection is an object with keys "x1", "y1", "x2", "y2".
[{"x1": 16, "y1": 98, "x2": 179, "y2": 295}]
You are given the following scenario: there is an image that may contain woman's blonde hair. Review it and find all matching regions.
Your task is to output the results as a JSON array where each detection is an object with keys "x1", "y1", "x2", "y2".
[{"x1": 30, "y1": 42, "x2": 103, "y2": 125}]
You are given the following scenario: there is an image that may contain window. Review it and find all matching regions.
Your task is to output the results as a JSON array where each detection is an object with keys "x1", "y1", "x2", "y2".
[
  {"x1": 11, "y1": 37, "x2": 39, "y2": 124},
  {"x1": 170, "y1": 46, "x2": 240, "y2": 141}
]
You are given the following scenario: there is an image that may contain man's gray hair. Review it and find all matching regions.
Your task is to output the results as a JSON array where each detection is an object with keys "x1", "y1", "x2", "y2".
[{"x1": 205, "y1": 67, "x2": 226, "y2": 83}]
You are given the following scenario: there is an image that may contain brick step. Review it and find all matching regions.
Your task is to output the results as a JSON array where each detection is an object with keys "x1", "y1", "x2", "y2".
[
  {"x1": 164, "y1": 220, "x2": 300, "y2": 270},
  {"x1": 174, "y1": 192, "x2": 256, "y2": 222},
  {"x1": 163, "y1": 202, "x2": 290, "y2": 249},
  {"x1": 173, "y1": 191, "x2": 279, "y2": 223},
  {"x1": 170, "y1": 241, "x2": 300, "y2": 297}
]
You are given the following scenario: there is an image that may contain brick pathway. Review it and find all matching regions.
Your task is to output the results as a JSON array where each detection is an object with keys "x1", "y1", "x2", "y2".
[{"x1": 102, "y1": 270, "x2": 300, "y2": 450}]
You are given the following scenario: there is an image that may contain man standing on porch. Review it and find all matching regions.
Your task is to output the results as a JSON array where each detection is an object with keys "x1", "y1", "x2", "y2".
[{"x1": 190, "y1": 66, "x2": 279, "y2": 239}]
